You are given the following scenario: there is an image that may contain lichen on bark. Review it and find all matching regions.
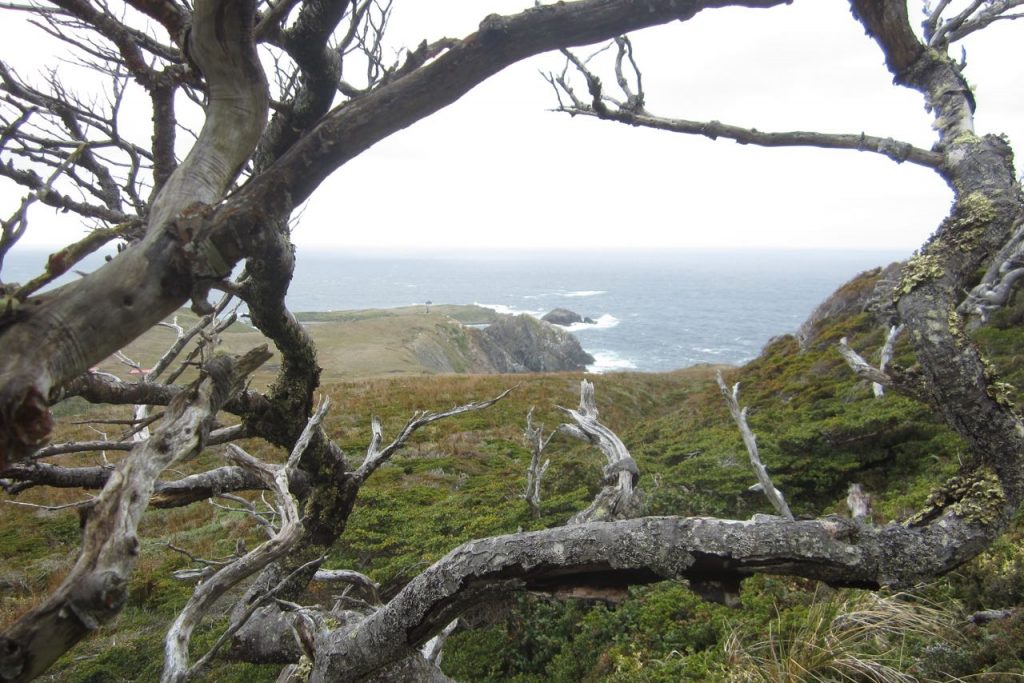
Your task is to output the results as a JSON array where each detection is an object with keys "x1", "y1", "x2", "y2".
[
  {"x1": 896, "y1": 253, "x2": 945, "y2": 297},
  {"x1": 906, "y1": 467, "x2": 1006, "y2": 528}
]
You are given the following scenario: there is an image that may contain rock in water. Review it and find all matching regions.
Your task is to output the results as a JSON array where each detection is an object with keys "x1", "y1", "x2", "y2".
[{"x1": 541, "y1": 308, "x2": 596, "y2": 326}]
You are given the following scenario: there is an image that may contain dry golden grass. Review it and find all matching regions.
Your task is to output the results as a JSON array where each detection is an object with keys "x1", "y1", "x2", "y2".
[{"x1": 105, "y1": 305, "x2": 506, "y2": 388}]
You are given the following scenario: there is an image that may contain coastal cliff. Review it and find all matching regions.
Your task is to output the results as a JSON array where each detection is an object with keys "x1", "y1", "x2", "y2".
[
  {"x1": 472, "y1": 314, "x2": 594, "y2": 372},
  {"x1": 112, "y1": 304, "x2": 595, "y2": 383}
]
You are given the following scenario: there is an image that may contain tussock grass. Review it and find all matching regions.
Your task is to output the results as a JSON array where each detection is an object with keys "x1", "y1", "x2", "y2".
[{"x1": 724, "y1": 591, "x2": 961, "y2": 683}]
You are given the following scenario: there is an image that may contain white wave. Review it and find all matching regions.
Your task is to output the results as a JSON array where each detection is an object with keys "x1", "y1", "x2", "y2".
[
  {"x1": 565, "y1": 313, "x2": 619, "y2": 332},
  {"x1": 563, "y1": 290, "x2": 607, "y2": 298},
  {"x1": 694, "y1": 347, "x2": 724, "y2": 355},
  {"x1": 474, "y1": 302, "x2": 544, "y2": 318},
  {"x1": 587, "y1": 351, "x2": 638, "y2": 374}
]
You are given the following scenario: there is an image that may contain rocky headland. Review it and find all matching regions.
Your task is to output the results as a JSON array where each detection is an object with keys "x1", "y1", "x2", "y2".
[{"x1": 113, "y1": 304, "x2": 597, "y2": 384}]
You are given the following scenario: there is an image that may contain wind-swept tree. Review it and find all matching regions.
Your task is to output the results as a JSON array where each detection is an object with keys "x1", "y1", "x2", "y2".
[{"x1": 0, "y1": 0, "x2": 1022, "y2": 681}]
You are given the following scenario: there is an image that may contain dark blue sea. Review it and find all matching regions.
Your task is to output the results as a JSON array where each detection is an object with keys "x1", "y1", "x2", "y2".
[{"x1": 3, "y1": 247, "x2": 907, "y2": 373}]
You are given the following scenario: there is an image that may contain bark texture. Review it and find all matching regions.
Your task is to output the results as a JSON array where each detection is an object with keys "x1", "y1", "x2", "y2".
[
  {"x1": 0, "y1": 0, "x2": 269, "y2": 464},
  {"x1": 0, "y1": 347, "x2": 270, "y2": 682},
  {"x1": 1, "y1": 1, "x2": 1023, "y2": 681}
]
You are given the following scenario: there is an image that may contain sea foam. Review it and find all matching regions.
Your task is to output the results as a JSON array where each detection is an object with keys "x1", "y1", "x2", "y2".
[
  {"x1": 587, "y1": 351, "x2": 638, "y2": 374},
  {"x1": 474, "y1": 302, "x2": 545, "y2": 318},
  {"x1": 565, "y1": 314, "x2": 619, "y2": 332}
]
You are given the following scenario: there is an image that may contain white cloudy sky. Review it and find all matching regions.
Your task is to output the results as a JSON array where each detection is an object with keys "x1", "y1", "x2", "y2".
[{"x1": 1, "y1": 0, "x2": 1021, "y2": 252}]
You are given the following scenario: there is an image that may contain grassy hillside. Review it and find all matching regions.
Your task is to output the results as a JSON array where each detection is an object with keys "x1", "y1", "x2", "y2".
[
  {"x1": 108, "y1": 305, "x2": 502, "y2": 386},
  {"x1": 5, "y1": 273, "x2": 1024, "y2": 680}
]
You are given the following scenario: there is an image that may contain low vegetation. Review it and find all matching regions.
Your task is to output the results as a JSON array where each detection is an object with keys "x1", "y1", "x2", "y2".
[{"x1": 5, "y1": 267, "x2": 1024, "y2": 680}]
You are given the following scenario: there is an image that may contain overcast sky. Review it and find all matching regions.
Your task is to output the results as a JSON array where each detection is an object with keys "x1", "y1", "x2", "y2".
[{"x1": 1, "y1": 0, "x2": 1021, "y2": 252}]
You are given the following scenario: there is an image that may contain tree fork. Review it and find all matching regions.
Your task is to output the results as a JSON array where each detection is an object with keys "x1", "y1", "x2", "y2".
[{"x1": 0, "y1": 0, "x2": 269, "y2": 464}]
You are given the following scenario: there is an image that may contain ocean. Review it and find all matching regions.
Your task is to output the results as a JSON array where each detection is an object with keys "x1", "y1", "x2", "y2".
[{"x1": 3, "y1": 247, "x2": 907, "y2": 373}]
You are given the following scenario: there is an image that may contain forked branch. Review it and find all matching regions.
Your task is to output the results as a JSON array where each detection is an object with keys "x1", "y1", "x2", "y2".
[
  {"x1": 355, "y1": 389, "x2": 512, "y2": 483},
  {"x1": 546, "y1": 40, "x2": 942, "y2": 169},
  {"x1": 521, "y1": 407, "x2": 553, "y2": 518},
  {"x1": 161, "y1": 398, "x2": 329, "y2": 683},
  {"x1": 558, "y1": 380, "x2": 641, "y2": 524}
]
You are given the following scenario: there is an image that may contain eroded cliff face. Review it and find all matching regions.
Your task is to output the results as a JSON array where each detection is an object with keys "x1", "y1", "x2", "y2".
[
  {"x1": 470, "y1": 314, "x2": 594, "y2": 373},
  {"x1": 401, "y1": 313, "x2": 593, "y2": 375}
]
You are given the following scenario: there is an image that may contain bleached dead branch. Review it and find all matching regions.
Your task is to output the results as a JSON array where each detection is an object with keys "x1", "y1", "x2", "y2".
[
  {"x1": 521, "y1": 407, "x2": 554, "y2": 518},
  {"x1": 559, "y1": 380, "x2": 641, "y2": 524},
  {"x1": 716, "y1": 371, "x2": 793, "y2": 520},
  {"x1": 160, "y1": 397, "x2": 330, "y2": 683}
]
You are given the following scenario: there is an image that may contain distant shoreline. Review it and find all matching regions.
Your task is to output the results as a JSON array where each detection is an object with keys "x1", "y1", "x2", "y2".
[{"x1": 4, "y1": 247, "x2": 908, "y2": 373}]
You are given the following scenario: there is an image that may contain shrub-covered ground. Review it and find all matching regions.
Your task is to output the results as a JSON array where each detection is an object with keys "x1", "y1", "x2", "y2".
[{"x1": 4, "y1": 266, "x2": 1024, "y2": 680}]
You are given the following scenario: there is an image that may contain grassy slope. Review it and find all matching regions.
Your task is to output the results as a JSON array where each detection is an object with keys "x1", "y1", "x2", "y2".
[
  {"x1": 5, "y1": 283, "x2": 1024, "y2": 680},
  {"x1": 107, "y1": 305, "x2": 501, "y2": 387}
]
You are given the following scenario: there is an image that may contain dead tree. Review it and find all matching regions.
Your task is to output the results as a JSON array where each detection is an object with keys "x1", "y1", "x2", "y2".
[
  {"x1": 521, "y1": 407, "x2": 553, "y2": 518},
  {"x1": 0, "y1": 1, "x2": 1023, "y2": 681}
]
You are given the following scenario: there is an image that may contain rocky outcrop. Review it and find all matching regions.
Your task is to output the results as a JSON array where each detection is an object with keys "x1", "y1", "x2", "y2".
[
  {"x1": 541, "y1": 308, "x2": 595, "y2": 326},
  {"x1": 471, "y1": 314, "x2": 594, "y2": 373},
  {"x1": 286, "y1": 306, "x2": 595, "y2": 377}
]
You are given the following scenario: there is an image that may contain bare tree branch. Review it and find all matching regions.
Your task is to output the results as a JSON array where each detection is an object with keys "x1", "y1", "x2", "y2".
[
  {"x1": 547, "y1": 40, "x2": 942, "y2": 169},
  {"x1": 558, "y1": 379, "x2": 641, "y2": 523},
  {"x1": 876, "y1": 324, "x2": 903, "y2": 398},
  {"x1": 930, "y1": 0, "x2": 1024, "y2": 46},
  {"x1": 303, "y1": 509, "x2": 1000, "y2": 680},
  {"x1": 838, "y1": 336, "x2": 895, "y2": 391},
  {"x1": 355, "y1": 389, "x2": 511, "y2": 483},
  {"x1": 521, "y1": 407, "x2": 553, "y2": 518},
  {"x1": 716, "y1": 371, "x2": 793, "y2": 520},
  {"x1": 0, "y1": 0, "x2": 269, "y2": 463},
  {"x1": 0, "y1": 345, "x2": 271, "y2": 681},
  {"x1": 312, "y1": 568, "x2": 381, "y2": 604},
  {"x1": 161, "y1": 398, "x2": 328, "y2": 683}
]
